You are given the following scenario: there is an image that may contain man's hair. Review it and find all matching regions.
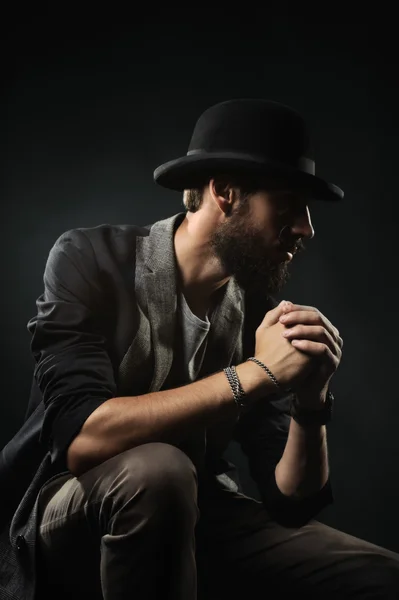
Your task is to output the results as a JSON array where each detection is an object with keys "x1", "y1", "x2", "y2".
[
  {"x1": 183, "y1": 188, "x2": 204, "y2": 212},
  {"x1": 183, "y1": 173, "x2": 276, "y2": 213}
]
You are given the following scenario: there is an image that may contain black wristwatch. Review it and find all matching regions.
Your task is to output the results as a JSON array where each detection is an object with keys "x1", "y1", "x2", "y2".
[{"x1": 290, "y1": 390, "x2": 334, "y2": 426}]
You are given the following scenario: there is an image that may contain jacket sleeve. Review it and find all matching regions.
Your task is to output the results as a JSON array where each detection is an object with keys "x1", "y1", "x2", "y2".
[
  {"x1": 233, "y1": 391, "x2": 334, "y2": 527},
  {"x1": 27, "y1": 229, "x2": 117, "y2": 469}
]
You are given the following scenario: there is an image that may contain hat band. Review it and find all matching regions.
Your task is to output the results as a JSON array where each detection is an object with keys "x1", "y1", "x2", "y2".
[{"x1": 186, "y1": 149, "x2": 315, "y2": 176}]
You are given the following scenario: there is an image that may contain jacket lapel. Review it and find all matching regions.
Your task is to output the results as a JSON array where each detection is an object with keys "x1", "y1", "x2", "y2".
[
  {"x1": 144, "y1": 269, "x2": 178, "y2": 392},
  {"x1": 201, "y1": 278, "x2": 245, "y2": 467},
  {"x1": 199, "y1": 276, "x2": 245, "y2": 379},
  {"x1": 118, "y1": 210, "x2": 245, "y2": 396},
  {"x1": 118, "y1": 213, "x2": 184, "y2": 394}
]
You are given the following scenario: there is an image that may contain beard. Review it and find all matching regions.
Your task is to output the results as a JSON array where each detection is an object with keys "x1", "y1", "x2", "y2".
[{"x1": 209, "y1": 201, "x2": 305, "y2": 296}]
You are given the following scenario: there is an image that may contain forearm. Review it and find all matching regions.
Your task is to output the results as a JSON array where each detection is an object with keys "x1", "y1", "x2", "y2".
[
  {"x1": 275, "y1": 418, "x2": 329, "y2": 499},
  {"x1": 67, "y1": 361, "x2": 274, "y2": 476}
]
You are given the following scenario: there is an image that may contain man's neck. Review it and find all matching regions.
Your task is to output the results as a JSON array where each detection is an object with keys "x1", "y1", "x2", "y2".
[{"x1": 174, "y1": 215, "x2": 230, "y2": 314}]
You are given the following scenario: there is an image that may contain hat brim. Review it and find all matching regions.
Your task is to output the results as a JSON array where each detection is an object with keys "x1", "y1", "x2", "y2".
[{"x1": 154, "y1": 153, "x2": 344, "y2": 202}]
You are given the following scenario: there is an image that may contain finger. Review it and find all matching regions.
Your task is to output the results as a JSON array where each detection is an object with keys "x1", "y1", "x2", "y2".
[
  {"x1": 280, "y1": 310, "x2": 320, "y2": 324},
  {"x1": 261, "y1": 300, "x2": 292, "y2": 327},
  {"x1": 280, "y1": 309, "x2": 342, "y2": 348},
  {"x1": 282, "y1": 303, "x2": 318, "y2": 314},
  {"x1": 290, "y1": 339, "x2": 339, "y2": 369},
  {"x1": 283, "y1": 324, "x2": 339, "y2": 356}
]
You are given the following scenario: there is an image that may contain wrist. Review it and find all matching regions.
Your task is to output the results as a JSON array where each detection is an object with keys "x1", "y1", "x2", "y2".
[{"x1": 236, "y1": 361, "x2": 278, "y2": 402}]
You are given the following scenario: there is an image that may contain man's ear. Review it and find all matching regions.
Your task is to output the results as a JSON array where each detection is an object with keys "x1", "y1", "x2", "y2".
[
  {"x1": 212, "y1": 177, "x2": 231, "y2": 199},
  {"x1": 210, "y1": 177, "x2": 243, "y2": 215},
  {"x1": 208, "y1": 177, "x2": 235, "y2": 215}
]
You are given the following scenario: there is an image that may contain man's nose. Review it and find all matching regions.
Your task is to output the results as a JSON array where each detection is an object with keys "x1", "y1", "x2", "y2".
[{"x1": 292, "y1": 206, "x2": 315, "y2": 240}]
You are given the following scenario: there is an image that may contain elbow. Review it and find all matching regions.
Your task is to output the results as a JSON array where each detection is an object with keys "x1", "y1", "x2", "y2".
[
  {"x1": 66, "y1": 411, "x2": 109, "y2": 477},
  {"x1": 66, "y1": 436, "x2": 83, "y2": 477},
  {"x1": 259, "y1": 475, "x2": 334, "y2": 528},
  {"x1": 67, "y1": 433, "x2": 93, "y2": 477},
  {"x1": 261, "y1": 495, "x2": 328, "y2": 528},
  {"x1": 66, "y1": 427, "x2": 127, "y2": 477}
]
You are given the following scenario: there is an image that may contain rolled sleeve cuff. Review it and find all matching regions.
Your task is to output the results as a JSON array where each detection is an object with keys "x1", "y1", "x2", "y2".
[{"x1": 41, "y1": 398, "x2": 108, "y2": 469}]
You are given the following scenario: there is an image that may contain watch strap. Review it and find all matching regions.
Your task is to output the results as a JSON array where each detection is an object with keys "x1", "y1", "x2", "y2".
[{"x1": 290, "y1": 390, "x2": 334, "y2": 426}]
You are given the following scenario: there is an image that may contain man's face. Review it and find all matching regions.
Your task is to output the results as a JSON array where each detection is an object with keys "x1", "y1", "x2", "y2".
[{"x1": 209, "y1": 188, "x2": 312, "y2": 295}]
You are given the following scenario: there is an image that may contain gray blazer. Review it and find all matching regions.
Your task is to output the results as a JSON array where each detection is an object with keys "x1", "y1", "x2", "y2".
[{"x1": 0, "y1": 212, "x2": 333, "y2": 599}]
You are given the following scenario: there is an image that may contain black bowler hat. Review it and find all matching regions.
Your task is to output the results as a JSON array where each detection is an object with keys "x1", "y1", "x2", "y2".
[{"x1": 154, "y1": 99, "x2": 344, "y2": 202}]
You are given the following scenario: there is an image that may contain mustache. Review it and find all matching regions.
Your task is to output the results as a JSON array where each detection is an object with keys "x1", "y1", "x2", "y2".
[{"x1": 278, "y1": 225, "x2": 305, "y2": 254}]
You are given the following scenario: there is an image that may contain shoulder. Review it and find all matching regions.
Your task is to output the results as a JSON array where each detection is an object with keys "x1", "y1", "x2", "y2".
[
  {"x1": 54, "y1": 222, "x2": 151, "y2": 253},
  {"x1": 47, "y1": 222, "x2": 153, "y2": 269}
]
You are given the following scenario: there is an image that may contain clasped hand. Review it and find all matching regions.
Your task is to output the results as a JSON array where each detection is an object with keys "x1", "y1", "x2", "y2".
[{"x1": 279, "y1": 301, "x2": 343, "y2": 406}]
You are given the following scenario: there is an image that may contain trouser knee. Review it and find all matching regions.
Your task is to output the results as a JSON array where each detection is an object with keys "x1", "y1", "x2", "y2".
[{"x1": 99, "y1": 442, "x2": 200, "y2": 526}]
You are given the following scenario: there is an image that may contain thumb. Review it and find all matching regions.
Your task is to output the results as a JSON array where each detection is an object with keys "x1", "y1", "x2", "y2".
[{"x1": 261, "y1": 300, "x2": 291, "y2": 327}]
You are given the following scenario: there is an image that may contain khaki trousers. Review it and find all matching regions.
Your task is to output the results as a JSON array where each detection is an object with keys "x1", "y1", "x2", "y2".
[{"x1": 36, "y1": 443, "x2": 399, "y2": 599}]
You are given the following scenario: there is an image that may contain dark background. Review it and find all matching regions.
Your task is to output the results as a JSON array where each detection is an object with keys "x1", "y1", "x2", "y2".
[{"x1": 2, "y1": 16, "x2": 398, "y2": 552}]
